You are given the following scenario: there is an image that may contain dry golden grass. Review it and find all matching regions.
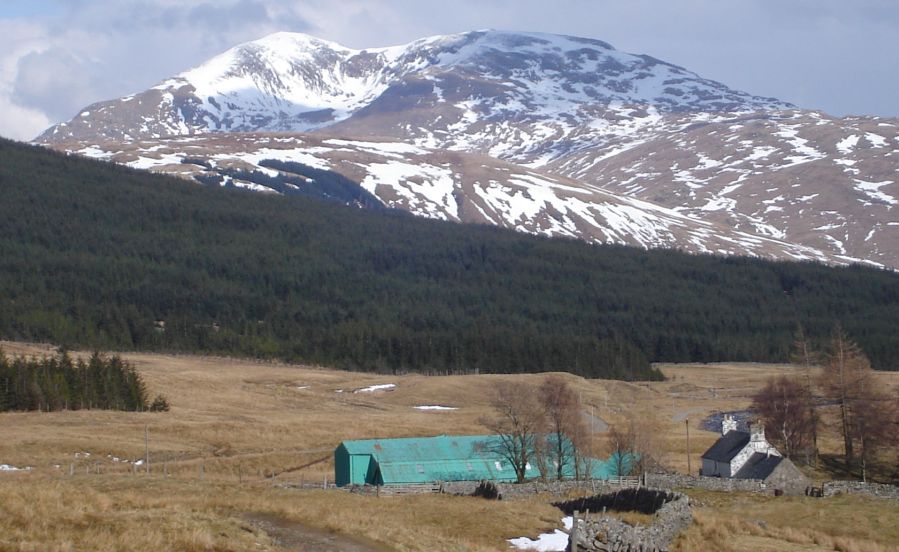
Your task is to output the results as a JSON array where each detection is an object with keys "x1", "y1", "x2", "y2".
[
  {"x1": 2, "y1": 341, "x2": 898, "y2": 550},
  {"x1": 0, "y1": 474, "x2": 562, "y2": 552},
  {"x1": 672, "y1": 490, "x2": 899, "y2": 552}
]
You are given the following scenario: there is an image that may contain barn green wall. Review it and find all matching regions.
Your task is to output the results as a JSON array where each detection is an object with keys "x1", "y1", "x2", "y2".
[{"x1": 334, "y1": 434, "x2": 631, "y2": 486}]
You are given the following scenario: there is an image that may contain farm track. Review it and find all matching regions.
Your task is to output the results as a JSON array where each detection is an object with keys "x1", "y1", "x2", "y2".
[{"x1": 242, "y1": 512, "x2": 388, "y2": 552}]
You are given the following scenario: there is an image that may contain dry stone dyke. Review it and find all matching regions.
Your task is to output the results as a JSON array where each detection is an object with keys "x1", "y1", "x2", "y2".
[
  {"x1": 822, "y1": 480, "x2": 899, "y2": 500},
  {"x1": 556, "y1": 488, "x2": 692, "y2": 552}
]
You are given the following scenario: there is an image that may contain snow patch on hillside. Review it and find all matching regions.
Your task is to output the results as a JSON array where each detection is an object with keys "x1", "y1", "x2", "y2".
[
  {"x1": 508, "y1": 517, "x2": 573, "y2": 552},
  {"x1": 361, "y1": 161, "x2": 459, "y2": 220},
  {"x1": 354, "y1": 384, "x2": 396, "y2": 393}
]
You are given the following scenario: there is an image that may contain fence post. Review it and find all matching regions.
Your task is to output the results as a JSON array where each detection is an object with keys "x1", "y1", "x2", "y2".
[
  {"x1": 571, "y1": 511, "x2": 579, "y2": 551},
  {"x1": 199, "y1": 463, "x2": 204, "y2": 481},
  {"x1": 69, "y1": 463, "x2": 74, "y2": 476}
]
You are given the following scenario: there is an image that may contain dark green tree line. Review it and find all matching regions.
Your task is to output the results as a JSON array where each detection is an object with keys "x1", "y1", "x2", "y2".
[
  {"x1": 0, "y1": 350, "x2": 149, "y2": 412},
  {"x1": 1, "y1": 138, "x2": 899, "y2": 379}
]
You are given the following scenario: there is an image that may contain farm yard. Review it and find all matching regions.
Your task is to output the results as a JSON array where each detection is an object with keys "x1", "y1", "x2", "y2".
[{"x1": 1, "y1": 341, "x2": 898, "y2": 551}]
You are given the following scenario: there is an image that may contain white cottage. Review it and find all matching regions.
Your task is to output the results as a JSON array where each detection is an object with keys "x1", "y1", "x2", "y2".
[{"x1": 700, "y1": 414, "x2": 781, "y2": 478}]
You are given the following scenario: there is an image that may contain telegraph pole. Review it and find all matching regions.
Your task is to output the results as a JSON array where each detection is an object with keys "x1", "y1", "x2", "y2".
[
  {"x1": 685, "y1": 419, "x2": 692, "y2": 475},
  {"x1": 145, "y1": 425, "x2": 150, "y2": 475}
]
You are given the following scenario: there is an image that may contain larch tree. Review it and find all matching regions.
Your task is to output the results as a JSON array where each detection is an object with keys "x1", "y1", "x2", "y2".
[
  {"x1": 820, "y1": 325, "x2": 879, "y2": 474},
  {"x1": 790, "y1": 323, "x2": 821, "y2": 465},
  {"x1": 850, "y1": 395, "x2": 899, "y2": 482}
]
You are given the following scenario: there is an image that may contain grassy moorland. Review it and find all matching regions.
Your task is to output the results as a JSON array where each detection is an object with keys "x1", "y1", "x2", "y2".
[{"x1": 1, "y1": 342, "x2": 897, "y2": 551}]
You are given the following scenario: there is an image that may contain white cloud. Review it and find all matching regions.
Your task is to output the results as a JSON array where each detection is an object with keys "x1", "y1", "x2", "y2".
[
  {"x1": 0, "y1": 19, "x2": 53, "y2": 140},
  {"x1": 0, "y1": 97, "x2": 52, "y2": 141}
]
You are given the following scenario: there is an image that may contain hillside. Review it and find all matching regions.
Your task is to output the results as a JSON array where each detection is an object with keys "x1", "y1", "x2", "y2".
[
  {"x1": 1, "y1": 343, "x2": 898, "y2": 551},
  {"x1": 2, "y1": 138, "x2": 899, "y2": 372},
  {"x1": 59, "y1": 133, "x2": 843, "y2": 263},
  {"x1": 36, "y1": 30, "x2": 899, "y2": 269}
]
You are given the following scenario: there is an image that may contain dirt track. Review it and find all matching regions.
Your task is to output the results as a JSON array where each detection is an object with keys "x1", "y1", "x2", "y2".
[{"x1": 243, "y1": 512, "x2": 389, "y2": 552}]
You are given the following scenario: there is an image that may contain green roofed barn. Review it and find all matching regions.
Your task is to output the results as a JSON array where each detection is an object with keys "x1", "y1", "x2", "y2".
[{"x1": 334, "y1": 434, "x2": 630, "y2": 486}]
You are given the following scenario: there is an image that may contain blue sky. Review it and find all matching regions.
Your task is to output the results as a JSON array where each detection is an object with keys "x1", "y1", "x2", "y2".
[
  {"x1": 0, "y1": 0, "x2": 897, "y2": 140},
  {"x1": 0, "y1": 2, "x2": 59, "y2": 19}
]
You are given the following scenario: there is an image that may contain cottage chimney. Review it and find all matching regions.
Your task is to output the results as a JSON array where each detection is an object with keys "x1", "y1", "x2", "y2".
[
  {"x1": 750, "y1": 422, "x2": 765, "y2": 443},
  {"x1": 722, "y1": 414, "x2": 737, "y2": 435}
]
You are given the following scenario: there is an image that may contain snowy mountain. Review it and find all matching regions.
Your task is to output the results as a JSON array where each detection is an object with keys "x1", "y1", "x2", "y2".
[
  {"x1": 68, "y1": 133, "x2": 843, "y2": 264},
  {"x1": 546, "y1": 110, "x2": 899, "y2": 268},
  {"x1": 37, "y1": 30, "x2": 789, "y2": 146},
  {"x1": 37, "y1": 30, "x2": 899, "y2": 268}
]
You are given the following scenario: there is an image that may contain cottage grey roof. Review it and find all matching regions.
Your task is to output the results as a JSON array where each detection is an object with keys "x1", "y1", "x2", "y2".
[
  {"x1": 700, "y1": 430, "x2": 750, "y2": 462},
  {"x1": 733, "y1": 452, "x2": 783, "y2": 480}
]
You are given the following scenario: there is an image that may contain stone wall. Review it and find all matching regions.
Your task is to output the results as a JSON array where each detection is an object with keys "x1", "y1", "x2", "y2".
[
  {"x1": 441, "y1": 477, "x2": 639, "y2": 499},
  {"x1": 564, "y1": 489, "x2": 692, "y2": 552},
  {"x1": 646, "y1": 473, "x2": 899, "y2": 499},
  {"x1": 644, "y1": 473, "x2": 771, "y2": 494},
  {"x1": 344, "y1": 474, "x2": 899, "y2": 501},
  {"x1": 822, "y1": 480, "x2": 899, "y2": 500}
]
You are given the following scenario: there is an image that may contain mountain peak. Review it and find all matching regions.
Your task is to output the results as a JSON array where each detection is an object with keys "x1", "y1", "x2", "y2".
[
  {"x1": 35, "y1": 30, "x2": 898, "y2": 270},
  {"x1": 37, "y1": 29, "x2": 792, "y2": 145},
  {"x1": 243, "y1": 31, "x2": 353, "y2": 54}
]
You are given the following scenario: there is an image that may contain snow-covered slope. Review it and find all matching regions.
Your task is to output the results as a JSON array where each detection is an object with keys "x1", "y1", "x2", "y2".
[
  {"x1": 36, "y1": 30, "x2": 898, "y2": 268},
  {"x1": 545, "y1": 111, "x2": 899, "y2": 268},
  {"x1": 37, "y1": 30, "x2": 788, "y2": 147},
  {"x1": 65, "y1": 133, "x2": 846, "y2": 265}
]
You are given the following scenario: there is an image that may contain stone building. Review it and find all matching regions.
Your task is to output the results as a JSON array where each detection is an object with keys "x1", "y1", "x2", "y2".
[{"x1": 700, "y1": 414, "x2": 808, "y2": 494}]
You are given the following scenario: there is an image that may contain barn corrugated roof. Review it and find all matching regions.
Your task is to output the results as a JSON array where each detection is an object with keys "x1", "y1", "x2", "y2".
[
  {"x1": 700, "y1": 430, "x2": 750, "y2": 462},
  {"x1": 341, "y1": 434, "x2": 541, "y2": 483},
  {"x1": 338, "y1": 434, "x2": 629, "y2": 485},
  {"x1": 341, "y1": 434, "x2": 502, "y2": 463}
]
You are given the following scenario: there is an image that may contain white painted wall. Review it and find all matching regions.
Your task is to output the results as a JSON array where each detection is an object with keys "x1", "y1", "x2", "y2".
[{"x1": 729, "y1": 429, "x2": 780, "y2": 476}]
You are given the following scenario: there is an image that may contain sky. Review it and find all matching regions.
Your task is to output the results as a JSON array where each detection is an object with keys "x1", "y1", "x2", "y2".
[{"x1": 1, "y1": 0, "x2": 897, "y2": 141}]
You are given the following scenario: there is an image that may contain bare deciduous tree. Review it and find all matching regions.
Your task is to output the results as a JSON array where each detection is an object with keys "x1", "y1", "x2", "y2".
[
  {"x1": 606, "y1": 424, "x2": 634, "y2": 477},
  {"x1": 751, "y1": 376, "x2": 814, "y2": 459},
  {"x1": 539, "y1": 375, "x2": 586, "y2": 480},
  {"x1": 482, "y1": 381, "x2": 545, "y2": 483},
  {"x1": 850, "y1": 395, "x2": 899, "y2": 482},
  {"x1": 628, "y1": 407, "x2": 663, "y2": 474},
  {"x1": 605, "y1": 408, "x2": 662, "y2": 477}
]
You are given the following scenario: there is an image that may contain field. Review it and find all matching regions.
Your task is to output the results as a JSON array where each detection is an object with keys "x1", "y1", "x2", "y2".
[{"x1": 1, "y1": 341, "x2": 898, "y2": 551}]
